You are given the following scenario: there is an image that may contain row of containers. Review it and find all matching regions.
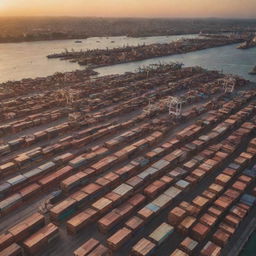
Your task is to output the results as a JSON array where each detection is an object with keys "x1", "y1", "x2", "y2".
[
  {"x1": 1, "y1": 149, "x2": 255, "y2": 255},
  {"x1": 0, "y1": 98, "x2": 225, "y2": 254},
  {"x1": 72, "y1": 146, "x2": 256, "y2": 256},
  {"x1": 0, "y1": 121, "x2": 163, "y2": 216},
  {"x1": 72, "y1": 102, "x2": 256, "y2": 255},
  {"x1": 0, "y1": 91, "x2": 255, "y2": 255},
  {"x1": 109, "y1": 132, "x2": 256, "y2": 255},
  {"x1": 0, "y1": 90, "x2": 251, "y2": 218},
  {"x1": 0, "y1": 118, "x2": 145, "y2": 199},
  {"x1": 0, "y1": 64, "x2": 232, "y2": 158},
  {"x1": 63, "y1": 99, "x2": 256, "y2": 235},
  {"x1": 0, "y1": 108, "x2": 68, "y2": 138},
  {"x1": 0, "y1": 83, "x2": 146, "y2": 157},
  {"x1": 0, "y1": 93, "x2": 65, "y2": 124},
  {"x1": 0, "y1": 94, "x2": 154, "y2": 167},
  {"x1": 0, "y1": 66, "x2": 175, "y2": 156}
]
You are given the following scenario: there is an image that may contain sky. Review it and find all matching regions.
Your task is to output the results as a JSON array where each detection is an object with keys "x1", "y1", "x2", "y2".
[{"x1": 0, "y1": 0, "x2": 255, "y2": 18}]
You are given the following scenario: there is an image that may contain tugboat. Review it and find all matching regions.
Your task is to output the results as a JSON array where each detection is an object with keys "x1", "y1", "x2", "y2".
[{"x1": 249, "y1": 66, "x2": 256, "y2": 75}]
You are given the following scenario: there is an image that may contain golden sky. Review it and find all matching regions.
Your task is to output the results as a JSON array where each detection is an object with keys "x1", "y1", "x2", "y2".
[{"x1": 0, "y1": 0, "x2": 255, "y2": 18}]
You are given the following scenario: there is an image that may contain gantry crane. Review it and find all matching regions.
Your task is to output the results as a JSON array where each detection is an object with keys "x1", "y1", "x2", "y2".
[{"x1": 167, "y1": 96, "x2": 184, "y2": 117}]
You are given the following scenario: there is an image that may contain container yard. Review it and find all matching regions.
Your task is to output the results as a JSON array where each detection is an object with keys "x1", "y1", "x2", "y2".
[{"x1": 0, "y1": 62, "x2": 255, "y2": 256}]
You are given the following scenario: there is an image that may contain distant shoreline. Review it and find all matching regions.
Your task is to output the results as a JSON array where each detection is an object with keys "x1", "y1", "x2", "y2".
[
  {"x1": 0, "y1": 32, "x2": 196, "y2": 44},
  {"x1": 0, "y1": 30, "x2": 253, "y2": 44},
  {"x1": 1, "y1": 16, "x2": 256, "y2": 44}
]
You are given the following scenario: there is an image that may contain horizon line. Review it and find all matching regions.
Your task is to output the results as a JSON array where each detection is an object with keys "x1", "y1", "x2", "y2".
[{"x1": 0, "y1": 15, "x2": 256, "y2": 20}]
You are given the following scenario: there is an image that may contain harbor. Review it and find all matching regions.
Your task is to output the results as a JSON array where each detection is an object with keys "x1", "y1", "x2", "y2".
[
  {"x1": 0, "y1": 60, "x2": 255, "y2": 255},
  {"x1": 0, "y1": 6, "x2": 256, "y2": 255}
]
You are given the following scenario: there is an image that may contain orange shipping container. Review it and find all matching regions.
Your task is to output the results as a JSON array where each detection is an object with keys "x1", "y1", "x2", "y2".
[
  {"x1": 73, "y1": 238, "x2": 99, "y2": 256},
  {"x1": 107, "y1": 227, "x2": 132, "y2": 250},
  {"x1": 23, "y1": 223, "x2": 59, "y2": 254}
]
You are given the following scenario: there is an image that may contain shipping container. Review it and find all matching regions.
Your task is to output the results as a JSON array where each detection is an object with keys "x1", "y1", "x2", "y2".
[
  {"x1": 170, "y1": 248, "x2": 189, "y2": 256},
  {"x1": 97, "y1": 210, "x2": 122, "y2": 233},
  {"x1": 92, "y1": 198, "x2": 112, "y2": 214},
  {"x1": 61, "y1": 172, "x2": 90, "y2": 192},
  {"x1": 229, "y1": 205, "x2": 247, "y2": 220},
  {"x1": 240, "y1": 194, "x2": 256, "y2": 206},
  {"x1": 191, "y1": 169, "x2": 206, "y2": 181},
  {"x1": 7, "y1": 175, "x2": 27, "y2": 190},
  {"x1": 191, "y1": 222, "x2": 210, "y2": 241},
  {"x1": 168, "y1": 207, "x2": 186, "y2": 226},
  {"x1": 19, "y1": 183, "x2": 41, "y2": 201},
  {"x1": 0, "y1": 194, "x2": 22, "y2": 215},
  {"x1": 126, "y1": 176, "x2": 143, "y2": 189},
  {"x1": 23, "y1": 223, "x2": 59, "y2": 254},
  {"x1": 8, "y1": 213, "x2": 45, "y2": 242},
  {"x1": 224, "y1": 189, "x2": 240, "y2": 201},
  {"x1": 81, "y1": 183, "x2": 102, "y2": 200},
  {"x1": 128, "y1": 194, "x2": 146, "y2": 208},
  {"x1": 179, "y1": 237, "x2": 198, "y2": 254},
  {"x1": 200, "y1": 241, "x2": 221, "y2": 256},
  {"x1": 215, "y1": 174, "x2": 231, "y2": 186},
  {"x1": 232, "y1": 181, "x2": 247, "y2": 192},
  {"x1": 70, "y1": 191, "x2": 89, "y2": 208},
  {"x1": 202, "y1": 190, "x2": 217, "y2": 201},
  {"x1": 224, "y1": 214, "x2": 241, "y2": 228},
  {"x1": 163, "y1": 187, "x2": 181, "y2": 199},
  {"x1": 200, "y1": 213, "x2": 217, "y2": 227},
  {"x1": 87, "y1": 244, "x2": 111, "y2": 256},
  {"x1": 174, "y1": 180, "x2": 190, "y2": 191},
  {"x1": 131, "y1": 238, "x2": 156, "y2": 256},
  {"x1": 23, "y1": 168, "x2": 43, "y2": 182},
  {"x1": 212, "y1": 229, "x2": 231, "y2": 247},
  {"x1": 0, "y1": 234, "x2": 13, "y2": 251},
  {"x1": 208, "y1": 184, "x2": 224, "y2": 195},
  {"x1": 0, "y1": 184, "x2": 11, "y2": 200},
  {"x1": 107, "y1": 227, "x2": 132, "y2": 250},
  {"x1": 125, "y1": 216, "x2": 144, "y2": 232},
  {"x1": 148, "y1": 222, "x2": 174, "y2": 245},
  {"x1": 73, "y1": 238, "x2": 99, "y2": 256},
  {"x1": 151, "y1": 194, "x2": 172, "y2": 210},
  {"x1": 214, "y1": 196, "x2": 233, "y2": 211},
  {"x1": 112, "y1": 184, "x2": 133, "y2": 198},
  {"x1": 50, "y1": 198, "x2": 77, "y2": 222},
  {"x1": 115, "y1": 164, "x2": 137, "y2": 181},
  {"x1": 192, "y1": 196, "x2": 209, "y2": 209},
  {"x1": 0, "y1": 243, "x2": 23, "y2": 256},
  {"x1": 102, "y1": 172, "x2": 120, "y2": 187},
  {"x1": 104, "y1": 192, "x2": 122, "y2": 206},
  {"x1": 144, "y1": 181, "x2": 165, "y2": 198},
  {"x1": 178, "y1": 216, "x2": 196, "y2": 234},
  {"x1": 219, "y1": 222, "x2": 236, "y2": 235},
  {"x1": 67, "y1": 208, "x2": 97, "y2": 234}
]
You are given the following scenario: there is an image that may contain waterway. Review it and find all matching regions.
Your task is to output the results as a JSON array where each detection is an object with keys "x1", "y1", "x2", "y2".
[
  {"x1": 95, "y1": 43, "x2": 256, "y2": 82},
  {"x1": 0, "y1": 34, "x2": 196, "y2": 83},
  {"x1": 0, "y1": 35, "x2": 255, "y2": 83}
]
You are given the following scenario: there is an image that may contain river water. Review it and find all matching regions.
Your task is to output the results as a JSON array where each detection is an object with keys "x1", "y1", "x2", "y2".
[
  {"x1": 0, "y1": 35, "x2": 196, "y2": 83},
  {"x1": 95, "y1": 44, "x2": 256, "y2": 82},
  {"x1": 0, "y1": 35, "x2": 255, "y2": 83}
]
